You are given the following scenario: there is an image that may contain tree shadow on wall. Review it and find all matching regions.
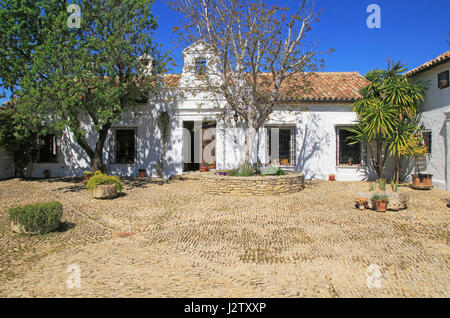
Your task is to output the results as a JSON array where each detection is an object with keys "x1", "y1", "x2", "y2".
[{"x1": 295, "y1": 113, "x2": 330, "y2": 179}]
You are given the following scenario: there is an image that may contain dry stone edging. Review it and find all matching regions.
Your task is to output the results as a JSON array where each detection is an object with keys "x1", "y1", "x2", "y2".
[{"x1": 201, "y1": 172, "x2": 305, "y2": 196}]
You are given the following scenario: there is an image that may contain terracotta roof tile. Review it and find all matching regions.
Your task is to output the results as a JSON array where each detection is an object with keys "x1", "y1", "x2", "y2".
[
  {"x1": 405, "y1": 51, "x2": 450, "y2": 77},
  {"x1": 163, "y1": 72, "x2": 370, "y2": 103}
]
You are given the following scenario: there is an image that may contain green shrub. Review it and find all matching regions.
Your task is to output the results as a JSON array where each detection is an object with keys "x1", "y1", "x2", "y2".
[
  {"x1": 86, "y1": 172, "x2": 123, "y2": 192},
  {"x1": 228, "y1": 163, "x2": 255, "y2": 177},
  {"x1": 371, "y1": 193, "x2": 389, "y2": 203},
  {"x1": 9, "y1": 201, "x2": 62, "y2": 232},
  {"x1": 83, "y1": 170, "x2": 94, "y2": 176},
  {"x1": 261, "y1": 166, "x2": 285, "y2": 176},
  {"x1": 369, "y1": 182, "x2": 375, "y2": 191}
]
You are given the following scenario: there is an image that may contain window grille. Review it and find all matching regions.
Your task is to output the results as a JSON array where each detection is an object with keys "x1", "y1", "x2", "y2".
[
  {"x1": 336, "y1": 126, "x2": 363, "y2": 166},
  {"x1": 266, "y1": 125, "x2": 296, "y2": 166},
  {"x1": 111, "y1": 128, "x2": 137, "y2": 164}
]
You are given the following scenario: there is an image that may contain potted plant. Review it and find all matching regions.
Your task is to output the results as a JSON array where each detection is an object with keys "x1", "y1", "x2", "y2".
[
  {"x1": 354, "y1": 197, "x2": 369, "y2": 210},
  {"x1": 138, "y1": 169, "x2": 146, "y2": 178},
  {"x1": 348, "y1": 157, "x2": 353, "y2": 166},
  {"x1": 371, "y1": 193, "x2": 389, "y2": 212},
  {"x1": 200, "y1": 163, "x2": 209, "y2": 172},
  {"x1": 9, "y1": 201, "x2": 62, "y2": 235},
  {"x1": 398, "y1": 133, "x2": 432, "y2": 190},
  {"x1": 83, "y1": 170, "x2": 94, "y2": 183},
  {"x1": 329, "y1": 173, "x2": 335, "y2": 181},
  {"x1": 208, "y1": 162, "x2": 216, "y2": 170},
  {"x1": 86, "y1": 171, "x2": 123, "y2": 200}
]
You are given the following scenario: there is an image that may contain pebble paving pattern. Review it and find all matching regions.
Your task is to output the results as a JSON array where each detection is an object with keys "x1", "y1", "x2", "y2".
[{"x1": 0, "y1": 176, "x2": 448, "y2": 297}]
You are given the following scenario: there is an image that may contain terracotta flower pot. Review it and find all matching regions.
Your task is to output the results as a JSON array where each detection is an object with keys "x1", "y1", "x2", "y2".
[
  {"x1": 374, "y1": 200, "x2": 388, "y2": 212},
  {"x1": 410, "y1": 174, "x2": 432, "y2": 190},
  {"x1": 138, "y1": 169, "x2": 146, "y2": 178},
  {"x1": 208, "y1": 164, "x2": 216, "y2": 170},
  {"x1": 200, "y1": 165, "x2": 208, "y2": 172},
  {"x1": 329, "y1": 174, "x2": 335, "y2": 181}
]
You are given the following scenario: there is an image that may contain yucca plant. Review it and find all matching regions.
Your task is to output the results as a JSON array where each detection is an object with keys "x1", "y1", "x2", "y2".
[
  {"x1": 377, "y1": 178, "x2": 386, "y2": 191},
  {"x1": 391, "y1": 180, "x2": 398, "y2": 192},
  {"x1": 348, "y1": 61, "x2": 427, "y2": 181}
]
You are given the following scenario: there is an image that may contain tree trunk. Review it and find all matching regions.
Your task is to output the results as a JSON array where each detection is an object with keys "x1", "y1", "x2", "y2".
[
  {"x1": 395, "y1": 156, "x2": 400, "y2": 184},
  {"x1": 376, "y1": 139, "x2": 383, "y2": 179},
  {"x1": 90, "y1": 123, "x2": 112, "y2": 172},
  {"x1": 74, "y1": 123, "x2": 111, "y2": 173},
  {"x1": 242, "y1": 123, "x2": 257, "y2": 164}
]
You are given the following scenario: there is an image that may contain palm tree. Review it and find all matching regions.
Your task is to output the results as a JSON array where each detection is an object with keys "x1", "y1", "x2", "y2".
[{"x1": 348, "y1": 61, "x2": 427, "y2": 181}]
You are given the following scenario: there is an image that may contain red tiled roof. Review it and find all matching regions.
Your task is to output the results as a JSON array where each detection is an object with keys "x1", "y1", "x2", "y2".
[
  {"x1": 405, "y1": 51, "x2": 450, "y2": 77},
  {"x1": 163, "y1": 72, "x2": 370, "y2": 103},
  {"x1": 273, "y1": 72, "x2": 370, "y2": 103},
  {"x1": 163, "y1": 74, "x2": 181, "y2": 87}
]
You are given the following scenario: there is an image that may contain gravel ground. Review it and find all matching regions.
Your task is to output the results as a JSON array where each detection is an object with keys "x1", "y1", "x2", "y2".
[{"x1": 0, "y1": 176, "x2": 448, "y2": 297}]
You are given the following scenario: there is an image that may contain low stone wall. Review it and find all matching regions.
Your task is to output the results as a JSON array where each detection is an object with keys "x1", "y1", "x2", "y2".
[{"x1": 201, "y1": 172, "x2": 304, "y2": 196}]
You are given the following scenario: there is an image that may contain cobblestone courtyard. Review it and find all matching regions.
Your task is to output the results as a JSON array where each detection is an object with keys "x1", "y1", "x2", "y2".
[{"x1": 0, "y1": 176, "x2": 448, "y2": 297}]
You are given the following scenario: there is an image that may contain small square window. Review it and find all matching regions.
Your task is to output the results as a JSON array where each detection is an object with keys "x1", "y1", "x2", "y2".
[
  {"x1": 438, "y1": 70, "x2": 449, "y2": 89},
  {"x1": 195, "y1": 58, "x2": 206, "y2": 76}
]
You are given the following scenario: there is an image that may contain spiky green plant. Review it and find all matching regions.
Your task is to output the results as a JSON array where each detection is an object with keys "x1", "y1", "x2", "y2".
[
  {"x1": 391, "y1": 180, "x2": 398, "y2": 192},
  {"x1": 377, "y1": 178, "x2": 386, "y2": 191}
]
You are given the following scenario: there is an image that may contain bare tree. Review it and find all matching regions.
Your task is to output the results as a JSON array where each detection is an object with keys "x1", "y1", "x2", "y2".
[{"x1": 169, "y1": 0, "x2": 331, "y2": 164}]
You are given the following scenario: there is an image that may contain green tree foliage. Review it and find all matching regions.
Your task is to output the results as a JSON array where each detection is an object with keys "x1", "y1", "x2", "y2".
[
  {"x1": 0, "y1": 105, "x2": 44, "y2": 177},
  {"x1": 348, "y1": 61, "x2": 427, "y2": 181},
  {"x1": 0, "y1": 0, "x2": 166, "y2": 171}
]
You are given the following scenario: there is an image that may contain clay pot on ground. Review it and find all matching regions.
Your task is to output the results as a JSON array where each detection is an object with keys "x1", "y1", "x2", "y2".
[
  {"x1": 329, "y1": 174, "x2": 335, "y2": 181},
  {"x1": 93, "y1": 184, "x2": 119, "y2": 199},
  {"x1": 138, "y1": 169, "x2": 146, "y2": 178},
  {"x1": 373, "y1": 200, "x2": 388, "y2": 212},
  {"x1": 354, "y1": 198, "x2": 369, "y2": 210},
  {"x1": 208, "y1": 163, "x2": 216, "y2": 170},
  {"x1": 410, "y1": 174, "x2": 433, "y2": 190},
  {"x1": 200, "y1": 164, "x2": 209, "y2": 172}
]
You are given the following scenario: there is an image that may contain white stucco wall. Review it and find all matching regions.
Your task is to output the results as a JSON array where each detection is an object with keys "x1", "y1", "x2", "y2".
[
  {"x1": 409, "y1": 61, "x2": 450, "y2": 190},
  {"x1": 21, "y1": 97, "x2": 377, "y2": 181}
]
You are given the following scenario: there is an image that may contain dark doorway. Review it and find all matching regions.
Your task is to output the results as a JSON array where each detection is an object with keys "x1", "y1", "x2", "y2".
[{"x1": 182, "y1": 120, "x2": 216, "y2": 172}]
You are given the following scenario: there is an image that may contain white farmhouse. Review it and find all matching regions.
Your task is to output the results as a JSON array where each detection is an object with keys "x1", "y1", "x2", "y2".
[
  {"x1": 1, "y1": 44, "x2": 378, "y2": 181},
  {"x1": 406, "y1": 51, "x2": 450, "y2": 190}
]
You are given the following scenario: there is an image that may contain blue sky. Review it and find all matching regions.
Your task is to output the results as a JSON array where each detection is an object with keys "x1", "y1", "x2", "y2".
[
  {"x1": 151, "y1": 0, "x2": 450, "y2": 73},
  {"x1": 1, "y1": 0, "x2": 449, "y2": 104}
]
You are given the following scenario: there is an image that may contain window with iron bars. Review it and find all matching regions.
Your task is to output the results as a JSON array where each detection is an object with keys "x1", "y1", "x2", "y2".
[
  {"x1": 111, "y1": 128, "x2": 137, "y2": 164},
  {"x1": 266, "y1": 126, "x2": 296, "y2": 166},
  {"x1": 336, "y1": 126, "x2": 365, "y2": 166},
  {"x1": 422, "y1": 129, "x2": 432, "y2": 154}
]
